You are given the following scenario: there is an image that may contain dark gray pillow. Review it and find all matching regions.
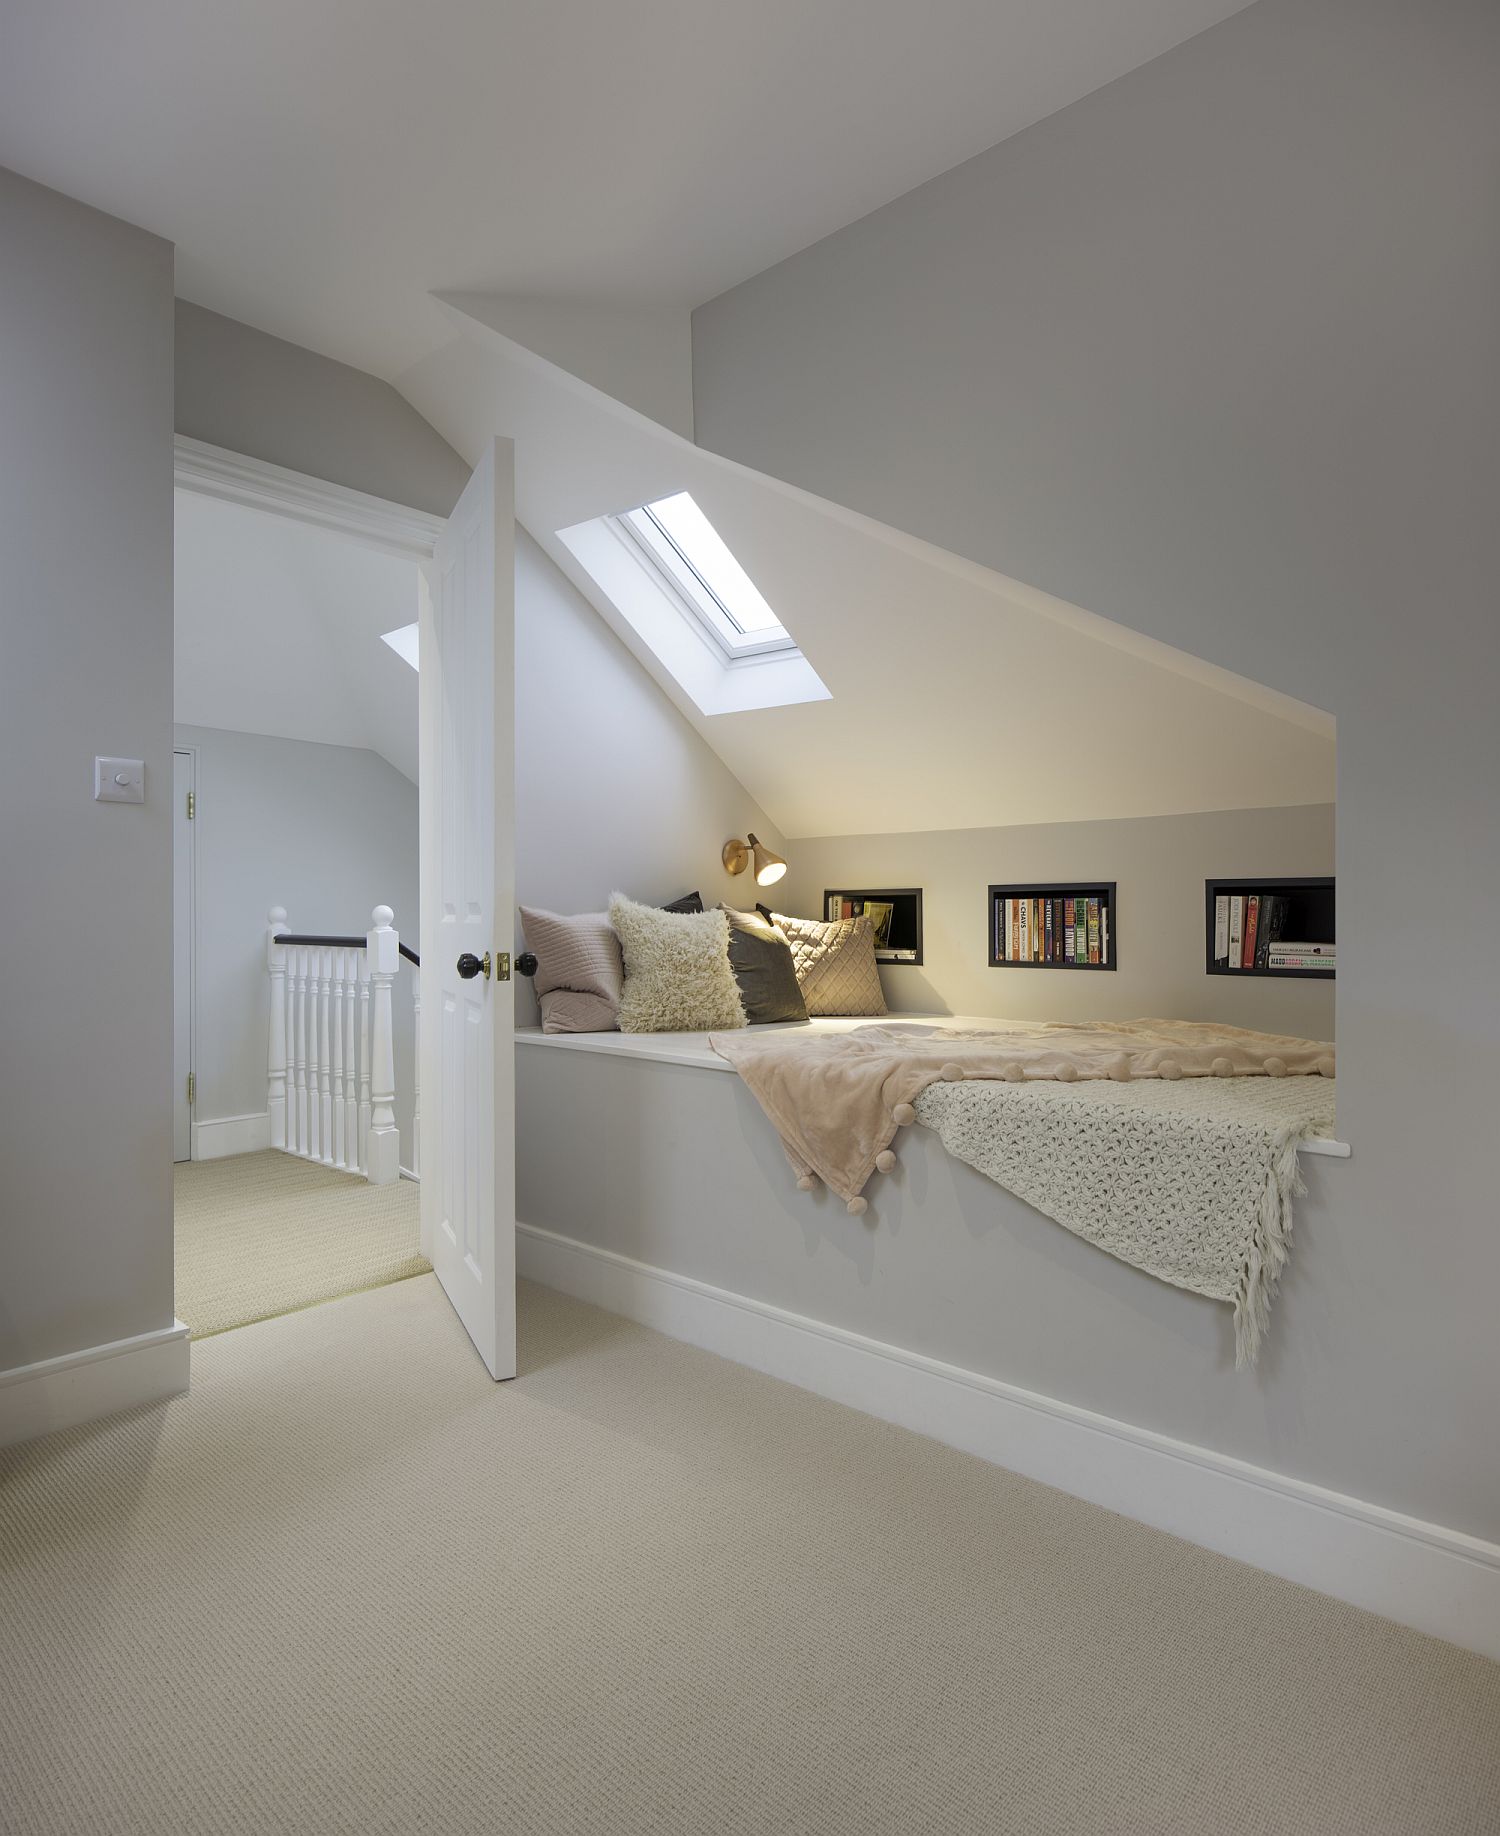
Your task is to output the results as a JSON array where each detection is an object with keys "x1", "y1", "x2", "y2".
[
  {"x1": 719, "y1": 904, "x2": 808, "y2": 1025},
  {"x1": 662, "y1": 890, "x2": 704, "y2": 913}
]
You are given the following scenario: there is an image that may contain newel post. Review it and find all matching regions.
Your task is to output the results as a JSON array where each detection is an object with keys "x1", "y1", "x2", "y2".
[
  {"x1": 267, "y1": 907, "x2": 289, "y2": 1150},
  {"x1": 366, "y1": 904, "x2": 400, "y2": 1185}
]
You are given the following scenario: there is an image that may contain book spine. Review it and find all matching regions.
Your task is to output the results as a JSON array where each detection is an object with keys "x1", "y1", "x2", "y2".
[
  {"x1": 1214, "y1": 894, "x2": 1229, "y2": 963},
  {"x1": 1228, "y1": 895, "x2": 1244, "y2": 968},
  {"x1": 1087, "y1": 897, "x2": 1101, "y2": 965},
  {"x1": 1045, "y1": 898, "x2": 1054, "y2": 963},
  {"x1": 1101, "y1": 902, "x2": 1110, "y2": 967},
  {"x1": 1064, "y1": 896, "x2": 1075, "y2": 965},
  {"x1": 1242, "y1": 894, "x2": 1260, "y2": 969}
]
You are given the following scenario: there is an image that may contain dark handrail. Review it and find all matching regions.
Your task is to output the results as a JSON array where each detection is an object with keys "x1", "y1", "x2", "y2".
[{"x1": 277, "y1": 932, "x2": 420, "y2": 969}]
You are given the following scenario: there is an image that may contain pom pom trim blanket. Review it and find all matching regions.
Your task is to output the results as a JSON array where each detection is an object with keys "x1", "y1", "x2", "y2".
[{"x1": 708, "y1": 1019, "x2": 1337, "y2": 1363}]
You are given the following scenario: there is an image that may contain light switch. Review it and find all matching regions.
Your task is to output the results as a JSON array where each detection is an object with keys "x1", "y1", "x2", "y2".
[{"x1": 95, "y1": 757, "x2": 145, "y2": 804}]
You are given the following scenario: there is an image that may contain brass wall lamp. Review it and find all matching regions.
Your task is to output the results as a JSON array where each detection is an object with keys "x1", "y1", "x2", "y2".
[{"x1": 723, "y1": 833, "x2": 787, "y2": 887}]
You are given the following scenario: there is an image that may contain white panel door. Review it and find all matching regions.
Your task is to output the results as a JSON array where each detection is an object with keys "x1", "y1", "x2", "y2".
[
  {"x1": 172, "y1": 749, "x2": 194, "y2": 1162},
  {"x1": 419, "y1": 440, "x2": 516, "y2": 1379}
]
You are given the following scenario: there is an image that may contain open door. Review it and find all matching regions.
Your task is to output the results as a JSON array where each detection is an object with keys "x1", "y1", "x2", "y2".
[{"x1": 419, "y1": 439, "x2": 517, "y2": 1379}]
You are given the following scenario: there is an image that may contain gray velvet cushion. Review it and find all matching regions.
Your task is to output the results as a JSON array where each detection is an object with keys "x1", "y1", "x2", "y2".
[{"x1": 719, "y1": 904, "x2": 809, "y2": 1025}]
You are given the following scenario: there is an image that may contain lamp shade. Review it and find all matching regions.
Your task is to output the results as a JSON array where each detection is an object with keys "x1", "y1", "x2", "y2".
[{"x1": 748, "y1": 833, "x2": 786, "y2": 887}]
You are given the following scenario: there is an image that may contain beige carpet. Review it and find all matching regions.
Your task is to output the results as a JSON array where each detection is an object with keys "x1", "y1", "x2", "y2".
[
  {"x1": 2, "y1": 1278, "x2": 1497, "y2": 1836},
  {"x1": 174, "y1": 1150, "x2": 427, "y2": 1337}
]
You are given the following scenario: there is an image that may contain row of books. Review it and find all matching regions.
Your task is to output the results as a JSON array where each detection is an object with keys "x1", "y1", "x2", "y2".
[
  {"x1": 1213, "y1": 894, "x2": 1335, "y2": 971},
  {"x1": 995, "y1": 894, "x2": 1109, "y2": 967}
]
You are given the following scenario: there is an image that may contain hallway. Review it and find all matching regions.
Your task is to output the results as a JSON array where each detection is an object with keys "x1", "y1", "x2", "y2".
[{"x1": 175, "y1": 1152, "x2": 426, "y2": 1338}]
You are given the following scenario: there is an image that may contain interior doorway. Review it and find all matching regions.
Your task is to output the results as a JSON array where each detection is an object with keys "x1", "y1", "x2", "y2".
[{"x1": 170, "y1": 435, "x2": 518, "y2": 1377}]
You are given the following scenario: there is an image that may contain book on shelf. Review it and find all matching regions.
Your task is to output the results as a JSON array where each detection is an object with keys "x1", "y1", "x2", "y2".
[
  {"x1": 1241, "y1": 893, "x2": 1260, "y2": 969},
  {"x1": 1266, "y1": 941, "x2": 1335, "y2": 970},
  {"x1": 1214, "y1": 895, "x2": 1229, "y2": 963}
]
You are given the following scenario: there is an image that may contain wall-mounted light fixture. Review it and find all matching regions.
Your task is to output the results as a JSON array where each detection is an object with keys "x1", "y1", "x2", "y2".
[{"x1": 723, "y1": 832, "x2": 787, "y2": 887}]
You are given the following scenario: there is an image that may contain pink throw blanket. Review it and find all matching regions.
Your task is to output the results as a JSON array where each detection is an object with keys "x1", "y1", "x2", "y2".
[{"x1": 709, "y1": 1019, "x2": 1335, "y2": 1210}]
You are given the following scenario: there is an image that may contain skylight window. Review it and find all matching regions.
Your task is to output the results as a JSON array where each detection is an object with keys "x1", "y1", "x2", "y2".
[
  {"x1": 556, "y1": 490, "x2": 830, "y2": 717},
  {"x1": 616, "y1": 492, "x2": 795, "y2": 662},
  {"x1": 381, "y1": 622, "x2": 419, "y2": 670}
]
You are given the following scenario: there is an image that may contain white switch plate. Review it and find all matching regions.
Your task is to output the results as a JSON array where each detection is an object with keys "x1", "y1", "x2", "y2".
[{"x1": 95, "y1": 757, "x2": 145, "y2": 804}]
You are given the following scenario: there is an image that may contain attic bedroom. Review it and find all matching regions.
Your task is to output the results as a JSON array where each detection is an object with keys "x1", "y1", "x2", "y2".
[{"x1": 6, "y1": 4, "x2": 1497, "y2": 1828}]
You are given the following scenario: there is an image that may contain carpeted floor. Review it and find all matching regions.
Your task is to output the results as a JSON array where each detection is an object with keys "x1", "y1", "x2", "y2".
[
  {"x1": 2, "y1": 1277, "x2": 1497, "y2": 1834},
  {"x1": 174, "y1": 1150, "x2": 427, "y2": 1337}
]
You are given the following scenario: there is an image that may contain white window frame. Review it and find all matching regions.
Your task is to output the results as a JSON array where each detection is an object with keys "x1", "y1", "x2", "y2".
[{"x1": 613, "y1": 501, "x2": 798, "y2": 664}]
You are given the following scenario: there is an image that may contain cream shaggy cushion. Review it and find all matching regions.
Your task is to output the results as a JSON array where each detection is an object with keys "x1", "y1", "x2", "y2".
[
  {"x1": 609, "y1": 893, "x2": 746, "y2": 1034},
  {"x1": 769, "y1": 911, "x2": 887, "y2": 1017}
]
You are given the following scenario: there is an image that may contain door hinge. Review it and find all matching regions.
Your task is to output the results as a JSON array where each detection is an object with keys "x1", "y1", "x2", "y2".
[
  {"x1": 495, "y1": 952, "x2": 511, "y2": 982},
  {"x1": 187, "y1": 790, "x2": 195, "y2": 819},
  {"x1": 187, "y1": 1072, "x2": 195, "y2": 1106}
]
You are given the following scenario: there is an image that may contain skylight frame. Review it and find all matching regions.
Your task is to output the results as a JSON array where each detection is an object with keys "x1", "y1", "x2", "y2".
[{"x1": 615, "y1": 494, "x2": 798, "y2": 665}]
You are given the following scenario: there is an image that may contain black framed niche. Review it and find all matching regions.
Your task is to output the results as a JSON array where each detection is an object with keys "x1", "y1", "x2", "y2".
[
  {"x1": 822, "y1": 888, "x2": 923, "y2": 964},
  {"x1": 989, "y1": 883, "x2": 1116, "y2": 970},
  {"x1": 1206, "y1": 876, "x2": 1334, "y2": 979}
]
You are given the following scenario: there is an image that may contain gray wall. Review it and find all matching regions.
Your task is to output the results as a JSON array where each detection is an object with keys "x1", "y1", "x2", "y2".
[
  {"x1": 177, "y1": 727, "x2": 419, "y2": 1164},
  {"x1": 779, "y1": 804, "x2": 1334, "y2": 1038},
  {"x1": 176, "y1": 301, "x2": 470, "y2": 517},
  {"x1": 693, "y1": 0, "x2": 1500, "y2": 1537},
  {"x1": 514, "y1": 530, "x2": 784, "y2": 1021},
  {"x1": 0, "y1": 171, "x2": 175, "y2": 1369}
]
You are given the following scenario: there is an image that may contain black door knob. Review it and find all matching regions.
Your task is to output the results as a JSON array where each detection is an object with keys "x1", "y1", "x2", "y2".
[{"x1": 456, "y1": 951, "x2": 490, "y2": 981}]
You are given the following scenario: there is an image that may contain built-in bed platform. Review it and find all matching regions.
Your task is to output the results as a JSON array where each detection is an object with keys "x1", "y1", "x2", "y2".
[
  {"x1": 517, "y1": 1016, "x2": 1347, "y2": 1155},
  {"x1": 512, "y1": 1021, "x2": 1500, "y2": 1662}
]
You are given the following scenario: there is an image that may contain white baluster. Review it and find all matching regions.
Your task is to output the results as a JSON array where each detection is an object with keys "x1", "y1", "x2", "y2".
[
  {"x1": 303, "y1": 945, "x2": 317, "y2": 1163},
  {"x1": 409, "y1": 960, "x2": 421, "y2": 1181},
  {"x1": 366, "y1": 905, "x2": 399, "y2": 1185},
  {"x1": 331, "y1": 947, "x2": 346, "y2": 1170},
  {"x1": 318, "y1": 946, "x2": 334, "y2": 1165},
  {"x1": 358, "y1": 952, "x2": 371, "y2": 1174},
  {"x1": 267, "y1": 907, "x2": 289, "y2": 1151},
  {"x1": 285, "y1": 939, "x2": 299, "y2": 1154},
  {"x1": 343, "y1": 948, "x2": 359, "y2": 1174},
  {"x1": 294, "y1": 946, "x2": 310, "y2": 1157}
]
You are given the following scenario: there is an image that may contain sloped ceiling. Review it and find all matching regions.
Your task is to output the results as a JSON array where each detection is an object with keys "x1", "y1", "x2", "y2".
[
  {"x1": 397, "y1": 304, "x2": 1334, "y2": 841},
  {"x1": 175, "y1": 491, "x2": 420, "y2": 782},
  {"x1": 1, "y1": 0, "x2": 1256, "y2": 380}
]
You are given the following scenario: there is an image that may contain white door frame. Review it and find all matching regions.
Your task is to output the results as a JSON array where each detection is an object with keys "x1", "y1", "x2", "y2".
[
  {"x1": 172, "y1": 435, "x2": 449, "y2": 1165},
  {"x1": 173, "y1": 745, "x2": 197, "y2": 1161}
]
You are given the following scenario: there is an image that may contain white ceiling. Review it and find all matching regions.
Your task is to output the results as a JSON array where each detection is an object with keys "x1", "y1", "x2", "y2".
[
  {"x1": 1, "y1": 0, "x2": 1254, "y2": 379},
  {"x1": 175, "y1": 491, "x2": 420, "y2": 782},
  {"x1": 400, "y1": 307, "x2": 1334, "y2": 839}
]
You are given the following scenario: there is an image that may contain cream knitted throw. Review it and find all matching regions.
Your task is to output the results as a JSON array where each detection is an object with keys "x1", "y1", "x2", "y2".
[{"x1": 916, "y1": 1075, "x2": 1336, "y2": 1365}]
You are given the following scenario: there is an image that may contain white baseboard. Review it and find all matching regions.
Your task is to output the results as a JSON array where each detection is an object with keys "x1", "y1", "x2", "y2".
[
  {"x1": 517, "y1": 1221, "x2": 1500, "y2": 1663},
  {"x1": 0, "y1": 1320, "x2": 191, "y2": 1449},
  {"x1": 192, "y1": 1111, "x2": 270, "y2": 1160}
]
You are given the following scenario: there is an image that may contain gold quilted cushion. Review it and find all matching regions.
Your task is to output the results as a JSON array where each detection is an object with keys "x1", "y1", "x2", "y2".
[{"x1": 769, "y1": 912, "x2": 887, "y2": 1017}]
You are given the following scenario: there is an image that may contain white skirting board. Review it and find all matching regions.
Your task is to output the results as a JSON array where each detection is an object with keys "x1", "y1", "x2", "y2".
[
  {"x1": 0, "y1": 1320, "x2": 191, "y2": 1449},
  {"x1": 517, "y1": 1220, "x2": 1500, "y2": 1663},
  {"x1": 192, "y1": 1111, "x2": 271, "y2": 1160}
]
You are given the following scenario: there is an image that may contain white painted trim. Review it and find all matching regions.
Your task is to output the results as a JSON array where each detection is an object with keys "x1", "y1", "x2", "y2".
[
  {"x1": 173, "y1": 435, "x2": 446, "y2": 561},
  {"x1": 517, "y1": 1220, "x2": 1496, "y2": 1660},
  {"x1": 192, "y1": 1111, "x2": 271, "y2": 1160},
  {"x1": 0, "y1": 1321, "x2": 190, "y2": 1448},
  {"x1": 514, "y1": 1026, "x2": 1351, "y2": 1158}
]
